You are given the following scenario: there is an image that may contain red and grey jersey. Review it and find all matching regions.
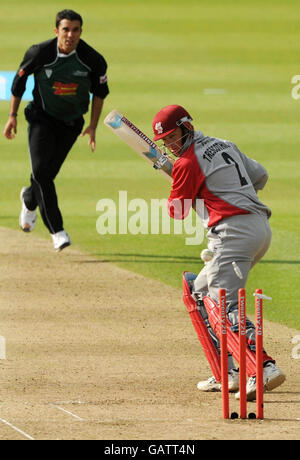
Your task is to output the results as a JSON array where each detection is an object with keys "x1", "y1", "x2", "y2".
[
  {"x1": 11, "y1": 38, "x2": 109, "y2": 121},
  {"x1": 168, "y1": 131, "x2": 271, "y2": 228}
]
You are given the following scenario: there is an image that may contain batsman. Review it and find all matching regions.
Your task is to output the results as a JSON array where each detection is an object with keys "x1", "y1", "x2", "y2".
[{"x1": 152, "y1": 104, "x2": 285, "y2": 401}]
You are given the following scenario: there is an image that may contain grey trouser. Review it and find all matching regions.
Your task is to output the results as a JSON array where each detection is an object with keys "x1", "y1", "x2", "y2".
[{"x1": 194, "y1": 213, "x2": 271, "y2": 355}]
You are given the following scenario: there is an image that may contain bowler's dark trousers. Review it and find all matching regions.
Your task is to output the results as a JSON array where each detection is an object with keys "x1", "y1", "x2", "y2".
[{"x1": 23, "y1": 105, "x2": 84, "y2": 234}]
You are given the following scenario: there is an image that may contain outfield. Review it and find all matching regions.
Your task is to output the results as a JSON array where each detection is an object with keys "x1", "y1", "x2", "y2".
[{"x1": 0, "y1": 0, "x2": 299, "y2": 331}]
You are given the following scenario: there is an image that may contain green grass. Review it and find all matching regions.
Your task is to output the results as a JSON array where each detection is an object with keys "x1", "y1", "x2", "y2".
[{"x1": 0, "y1": 0, "x2": 299, "y2": 329}]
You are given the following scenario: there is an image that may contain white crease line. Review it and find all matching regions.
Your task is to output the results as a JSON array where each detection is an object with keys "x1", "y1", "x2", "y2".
[
  {"x1": 0, "y1": 417, "x2": 35, "y2": 440},
  {"x1": 52, "y1": 400, "x2": 85, "y2": 405},
  {"x1": 51, "y1": 404, "x2": 84, "y2": 421}
]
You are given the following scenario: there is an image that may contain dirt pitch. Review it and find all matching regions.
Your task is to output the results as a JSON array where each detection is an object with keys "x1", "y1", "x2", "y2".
[{"x1": 0, "y1": 227, "x2": 299, "y2": 440}]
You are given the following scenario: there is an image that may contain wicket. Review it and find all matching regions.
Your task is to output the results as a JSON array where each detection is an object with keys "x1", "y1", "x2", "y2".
[
  {"x1": 238, "y1": 288, "x2": 247, "y2": 419},
  {"x1": 219, "y1": 288, "x2": 264, "y2": 420},
  {"x1": 219, "y1": 289, "x2": 229, "y2": 420}
]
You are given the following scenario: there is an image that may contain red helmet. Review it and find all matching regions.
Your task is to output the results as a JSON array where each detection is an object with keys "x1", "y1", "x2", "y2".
[{"x1": 152, "y1": 105, "x2": 193, "y2": 141}]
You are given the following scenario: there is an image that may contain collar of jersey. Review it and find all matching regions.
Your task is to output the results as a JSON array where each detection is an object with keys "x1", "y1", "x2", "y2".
[{"x1": 57, "y1": 45, "x2": 76, "y2": 58}]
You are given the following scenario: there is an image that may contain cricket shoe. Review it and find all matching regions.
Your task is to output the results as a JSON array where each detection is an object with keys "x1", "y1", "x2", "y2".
[
  {"x1": 197, "y1": 376, "x2": 221, "y2": 392},
  {"x1": 19, "y1": 187, "x2": 37, "y2": 232},
  {"x1": 197, "y1": 369, "x2": 239, "y2": 392},
  {"x1": 51, "y1": 230, "x2": 71, "y2": 252},
  {"x1": 235, "y1": 362, "x2": 286, "y2": 401}
]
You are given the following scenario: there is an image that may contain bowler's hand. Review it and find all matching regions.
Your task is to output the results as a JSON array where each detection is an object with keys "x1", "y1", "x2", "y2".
[
  {"x1": 81, "y1": 126, "x2": 96, "y2": 152},
  {"x1": 3, "y1": 117, "x2": 17, "y2": 139}
]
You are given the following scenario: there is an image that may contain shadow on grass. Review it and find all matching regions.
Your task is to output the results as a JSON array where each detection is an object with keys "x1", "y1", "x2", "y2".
[
  {"x1": 260, "y1": 260, "x2": 300, "y2": 264},
  {"x1": 75, "y1": 254, "x2": 300, "y2": 265},
  {"x1": 76, "y1": 253, "x2": 201, "y2": 264}
]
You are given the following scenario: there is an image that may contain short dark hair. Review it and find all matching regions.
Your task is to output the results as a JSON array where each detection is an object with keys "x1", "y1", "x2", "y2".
[{"x1": 56, "y1": 9, "x2": 83, "y2": 28}]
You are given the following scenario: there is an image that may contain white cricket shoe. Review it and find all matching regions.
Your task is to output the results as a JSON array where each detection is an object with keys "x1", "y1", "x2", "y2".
[
  {"x1": 197, "y1": 369, "x2": 239, "y2": 392},
  {"x1": 51, "y1": 230, "x2": 71, "y2": 252},
  {"x1": 228, "y1": 368, "x2": 240, "y2": 392},
  {"x1": 19, "y1": 187, "x2": 37, "y2": 232},
  {"x1": 197, "y1": 376, "x2": 221, "y2": 392},
  {"x1": 235, "y1": 362, "x2": 286, "y2": 401},
  {"x1": 264, "y1": 362, "x2": 286, "y2": 391}
]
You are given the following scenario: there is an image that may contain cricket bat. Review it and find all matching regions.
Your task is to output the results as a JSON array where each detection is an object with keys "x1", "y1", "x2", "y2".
[{"x1": 104, "y1": 110, "x2": 174, "y2": 181}]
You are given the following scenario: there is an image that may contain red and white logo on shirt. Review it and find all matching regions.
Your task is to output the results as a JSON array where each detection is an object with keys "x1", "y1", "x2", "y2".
[{"x1": 100, "y1": 74, "x2": 107, "y2": 84}]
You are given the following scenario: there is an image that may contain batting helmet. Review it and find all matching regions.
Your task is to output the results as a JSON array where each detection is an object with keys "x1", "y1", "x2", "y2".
[{"x1": 152, "y1": 105, "x2": 193, "y2": 141}]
